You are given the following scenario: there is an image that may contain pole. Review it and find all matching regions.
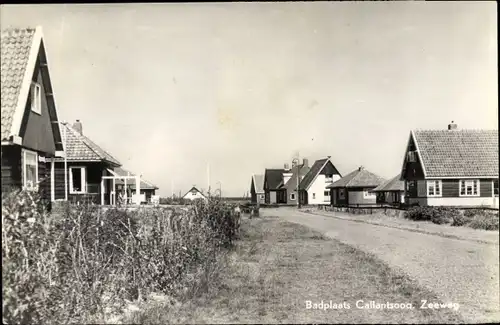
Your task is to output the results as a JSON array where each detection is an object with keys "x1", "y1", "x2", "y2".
[
  {"x1": 63, "y1": 122, "x2": 68, "y2": 201},
  {"x1": 296, "y1": 159, "x2": 301, "y2": 209}
]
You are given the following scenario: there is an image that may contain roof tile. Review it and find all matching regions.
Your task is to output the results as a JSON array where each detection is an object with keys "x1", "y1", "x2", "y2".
[
  {"x1": 1, "y1": 28, "x2": 36, "y2": 140},
  {"x1": 328, "y1": 168, "x2": 385, "y2": 188},
  {"x1": 413, "y1": 130, "x2": 499, "y2": 177}
]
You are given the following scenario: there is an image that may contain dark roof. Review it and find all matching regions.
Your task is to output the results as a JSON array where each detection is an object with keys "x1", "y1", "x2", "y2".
[
  {"x1": 409, "y1": 129, "x2": 499, "y2": 178},
  {"x1": 265, "y1": 169, "x2": 284, "y2": 190},
  {"x1": 284, "y1": 165, "x2": 311, "y2": 188},
  {"x1": 57, "y1": 122, "x2": 121, "y2": 166},
  {"x1": 252, "y1": 174, "x2": 264, "y2": 193},
  {"x1": 299, "y1": 158, "x2": 331, "y2": 190},
  {"x1": 327, "y1": 167, "x2": 385, "y2": 188},
  {"x1": 113, "y1": 167, "x2": 159, "y2": 190},
  {"x1": 1, "y1": 27, "x2": 36, "y2": 140},
  {"x1": 371, "y1": 173, "x2": 404, "y2": 192}
]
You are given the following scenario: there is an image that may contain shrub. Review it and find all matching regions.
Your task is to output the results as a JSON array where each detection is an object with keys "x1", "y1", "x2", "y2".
[
  {"x1": 2, "y1": 190, "x2": 238, "y2": 324},
  {"x1": 430, "y1": 207, "x2": 460, "y2": 225},
  {"x1": 404, "y1": 206, "x2": 434, "y2": 221},
  {"x1": 451, "y1": 212, "x2": 471, "y2": 227},
  {"x1": 467, "y1": 213, "x2": 499, "y2": 231}
]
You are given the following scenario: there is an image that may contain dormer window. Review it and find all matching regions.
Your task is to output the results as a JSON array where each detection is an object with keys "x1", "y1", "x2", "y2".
[
  {"x1": 407, "y1": 151, "x2": 417, "y2": 163},
  {"x1": 31, "y1": 82, "x2": 42, "y2": 114}
]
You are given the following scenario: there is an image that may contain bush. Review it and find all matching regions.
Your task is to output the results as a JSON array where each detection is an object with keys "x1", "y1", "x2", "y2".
[
  {"x1": 466, "y1": 211, "x2": 499, "y2": 231},
  {"x1": 2, "y1": 190, "x2": 239, "y2": 324},
  {"x1": 451, "y1": 212, "x2": 471, "y2": 227},
  {"x1": 404, "y1": 206, "x2": 459, "y2": 224}
]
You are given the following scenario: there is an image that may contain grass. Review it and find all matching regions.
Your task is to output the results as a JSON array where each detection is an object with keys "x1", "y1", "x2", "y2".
[{"x1": 127, "y1": 215, "x2": 464, "y2": 324}]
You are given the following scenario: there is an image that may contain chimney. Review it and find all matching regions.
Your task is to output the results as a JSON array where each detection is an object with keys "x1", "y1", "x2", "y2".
[
  {"x1": 302, "y1": 158, "x2": 309, "y2": 168},
  {"x1": 284, "y1": 163, "x2": 290, "y2": 171},
  {"x1": 448, "y1": 121, "x2": 457, "y2": 130},
  {"x1": 73, "y1": 119, "x2": 83, "y2": 135},
  {"x1": 358, "y1": 166, "x2": 364, "y2": 171}
]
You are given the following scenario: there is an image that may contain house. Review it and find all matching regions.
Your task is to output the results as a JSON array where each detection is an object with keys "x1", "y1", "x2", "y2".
[
  {"x1": 298, "y1": 157, "x2": 342, "y2": 205},
  {"x1": 250, "y1": 174, "x2": 265, "y2": 204},
  {"x1": 264, "y1": 168, "x2": 286, "y2": 204},
  {"x1": 400, "y1": 122, "x2": 499, "y2": 208},
  {"x1": 280, "y1": 159, "x2": 310, "y2": 205},
  {"x1": 49, "y1": 121, "x2": 122, "y2": 205},
  {"x1": 371, "y1": 173, "x2": 405, "y2": 205},
  {"x1": 327, "y1": 166, "x2": 385, "y2": 207},
  {"x1": 113, "y1": 167, "x2": 159, "y2": 204},
  {"x1": 183, "y1": 186, "x2": 207, "y2": 201},
  {"x1": 1, "y1": 27, "x2": 64, "y2": 204}
]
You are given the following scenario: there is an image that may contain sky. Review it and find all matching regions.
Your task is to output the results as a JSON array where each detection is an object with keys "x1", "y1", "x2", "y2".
[{"x1": 1, "y1": 2, "x2": 497, "y2": 197}]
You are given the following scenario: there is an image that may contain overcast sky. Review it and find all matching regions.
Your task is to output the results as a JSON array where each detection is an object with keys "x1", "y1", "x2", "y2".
[{"x1": 1, "y1": 2, "x2": 497, "y2": 197}]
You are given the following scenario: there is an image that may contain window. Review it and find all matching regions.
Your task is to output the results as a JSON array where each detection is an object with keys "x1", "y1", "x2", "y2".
[
  {"x1": 325, "y1": 174, "x2": 333, "y2": 183},
  {"x1": 312, "y1": 193, "x2": 316, "y2": 199},
  {"x1": 363, "y1": 190, "x2": 376, "y2": 199},
  {"x1": 339, "y1": 188, "x2": 345, "y2": 199},
  {"x1": 69, "y1": 167, "x2": 86, "y2": 194},
  {"x1": 459, "y1": 180, "x2": 480, "y2": 197},
  {"x1": 427, "y1": 180, "x2": 442, "y2": 197},
  {"x1": 290, "y1": 193, "x2": 296, "y2": 200},
  {"x1": 407, "y1": 151, "x2": 417, "y2": 163},
  {"x1": 31, "y1": 82, "x2": 42, "y2": 114},
  {"x1": 23, "y1": 149, "x2": 38, "y2": 190},
  {"x1": 324, "y1": 190, "x2": 329, "y2": 197},
  {"x1": 494, "y1": 179, "x2": 499, "y2": 197}
]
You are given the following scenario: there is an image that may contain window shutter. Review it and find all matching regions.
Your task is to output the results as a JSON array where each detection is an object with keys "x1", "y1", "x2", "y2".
[{"x1": 417, "y1": 180, "x2": 426, "y2": 197}]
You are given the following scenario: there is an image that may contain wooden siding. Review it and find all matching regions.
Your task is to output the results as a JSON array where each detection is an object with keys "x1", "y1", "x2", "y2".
[
  {"x1": 1, "y1": 145, "x2": 22, "y2": 191},
  {"x1": 407, "y1": 179, "x2": 494, "y2": 199},
  {"x1": 52, "y1": 161, "x2": 111, "y2": 203},
  {"x1": 319, "y1": 161, "x2": 341, "y2": 176},
  {"x1": 347, "y1": 187, "x2": 377, "y2": 205},
  {"x1": 19, "y1": 58, "x2": 57, "y2": 155},
  {"x1": 402, "y1": 135, "x2": 425, "y2": 181}
]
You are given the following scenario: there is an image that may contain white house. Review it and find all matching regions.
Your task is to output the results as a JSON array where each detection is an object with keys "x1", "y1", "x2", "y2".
[
  {"x1": 298, "y1": 157, "x2": 342, "y2": 205},
  {"x1": 182, "y1": 186, "x2": 207, "y2": 201}
]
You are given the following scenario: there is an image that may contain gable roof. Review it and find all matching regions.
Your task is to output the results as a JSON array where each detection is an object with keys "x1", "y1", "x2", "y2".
[
  {"x1": 183, "y1": 186, "x2": 206, "y2": 198},
  {"x1": 1, "y1": 26, "x2": 62, "y2": 145},
  {"x1": 371, "y1": 173, "x2": 404, "y2": 192},
  {"x1": 252, "y1": 174, "x2": 264, "y2": 193},
  {"x1": 56, "y1": 122, "x2": 121, "y2": 166},
  {"x1": 113, "y1": 167, "x2": 159, "y2": 190},
  {"x1": 299, "y1": 158, "x2": 338, "y2": 191},
  {"x1": 284, "y1": 164, "x2": 310, "y2": 188},
  {"x1": 403, "y1": 129, "x2": 499, "y2": 178},
  {"x1": 264, "y1": 169, "x2": 284, "y2": 190},
  {"x1": 327, "y1": 167, "x2": 385, "y2": 188}
]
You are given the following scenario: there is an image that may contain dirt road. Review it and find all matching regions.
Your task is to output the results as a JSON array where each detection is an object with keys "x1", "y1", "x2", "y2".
[{"x1": 264, "y1": 208, "x2": 500, "y2": 323}]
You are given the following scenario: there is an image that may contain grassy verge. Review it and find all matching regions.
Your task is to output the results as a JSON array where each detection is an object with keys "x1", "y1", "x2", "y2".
[{"x1": 127, "y1": 215, "x2": 463, "y2": 324}]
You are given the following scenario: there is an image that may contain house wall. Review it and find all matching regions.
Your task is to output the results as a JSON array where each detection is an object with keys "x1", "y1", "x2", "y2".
[
  {"x1": 347, "y1": 187, "x2": 377, "y2": 206},
  {"x1": 402, "y1": 135, "x2": 425, "y2": 181},
  {"x1": 1, "y1": 145, "x2": 50, "y2": 201},
  {"x1": 251, "y1": 179, "x2": 257, "y2": 203},
  {"x1": 427, "y1": 197, "x2": 498, "y2": 208},
  {"x1": 51, "y1": 161, "x2": 110, "y2": 203},
  {"x1": 19, "y1": 60, "x2": 57, "y2": 156},
  {"x1": 1, "y1": 145, "x2": 22, "y2": 191},
  {"x1": 407, "y1": 179, "x2": 494, "y2": 199},
  {"x1": 269, "y1": 191, "x2": 277, "y2": 204},
  {"x1": 330, "y1": 188, "x2": 348, "y2": 206},
  {"x1": 307, "y1": 174, "x2": 331, "y2": 205}
]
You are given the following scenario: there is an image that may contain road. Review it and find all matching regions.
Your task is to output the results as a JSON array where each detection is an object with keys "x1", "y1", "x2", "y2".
[{"x1": 261, "y1": 208, "x2": 500, "y2": 323}]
